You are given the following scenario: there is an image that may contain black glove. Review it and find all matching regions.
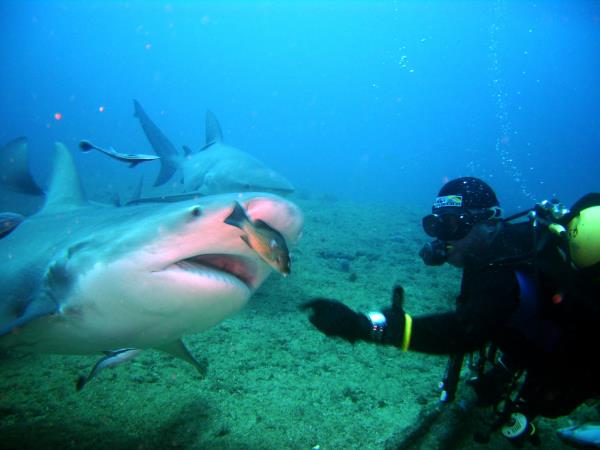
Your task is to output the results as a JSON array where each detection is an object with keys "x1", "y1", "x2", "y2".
[
  {"x1": 378, "y1": 285, "x2": 407, "y2": 345},
  {"x1": 301, "y1": 285, "x2": 407, "y2": 346},
  {"x1": 300, "y1": 299, "x2": 371, "y2": 343}
]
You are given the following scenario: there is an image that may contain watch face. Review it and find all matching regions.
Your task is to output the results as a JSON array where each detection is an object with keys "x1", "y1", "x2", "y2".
[{"x1": 368, "y1": 311, "x2": 386, "y2": 325}]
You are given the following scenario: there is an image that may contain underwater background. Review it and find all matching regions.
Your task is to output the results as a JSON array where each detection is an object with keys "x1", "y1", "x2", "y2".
[
  {"x1": 1, "y1": 1, "x2": 599, "y2": 449},
  {"x1": 2, "y1": 0, "x2": 599, "y2": 211}
]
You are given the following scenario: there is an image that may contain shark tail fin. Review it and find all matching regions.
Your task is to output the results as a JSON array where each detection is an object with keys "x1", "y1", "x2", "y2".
[
  {"x1": 0, "y1": 137, "x2": 44, "y2": 196},
  {"x1": 205, "y1": 110, "x2": 223, "y2": 146},
  {"x1": 154, "y1": 158, "x2": 179, "y2": 187},
  {"x1": 41, "y1": 142, "x2": 87, "y2": 214},
  {"x1": 132, "y1": 99, "x2": 180, "y2": 187},
  {"x1": 224, "y1": 202, "x2": 249, "y2": 229}
]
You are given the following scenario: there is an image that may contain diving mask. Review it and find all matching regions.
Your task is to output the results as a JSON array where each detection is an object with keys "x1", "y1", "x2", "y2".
[{"x1": 422, "y1": 207, "x2": 502, "y2": 241}]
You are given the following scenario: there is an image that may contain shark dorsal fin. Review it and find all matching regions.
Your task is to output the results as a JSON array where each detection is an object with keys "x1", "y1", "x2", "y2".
[
  {"x1": 41, "y1": 142, "x2": 86, "y2": 214},
  {"x1": 205, "y1": 110, "x2": 223, "y2": 146}
]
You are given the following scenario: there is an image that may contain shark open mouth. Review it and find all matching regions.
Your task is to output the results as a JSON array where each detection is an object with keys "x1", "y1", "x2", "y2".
[{"x1": 175, "y1": 254, "x2": 258, "y2": 288}]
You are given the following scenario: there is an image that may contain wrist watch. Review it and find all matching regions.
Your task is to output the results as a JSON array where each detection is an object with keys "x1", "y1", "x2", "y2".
[{"x1": 367, "y1": 311, "x2": 387, "y2": 341}]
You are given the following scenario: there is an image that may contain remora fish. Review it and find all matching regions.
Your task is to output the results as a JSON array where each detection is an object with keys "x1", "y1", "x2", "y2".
[
  {"x1": 0, "y1": 212, "x2": 25, "y2": 239},
  {"x1": 79, "y1": 140, "x2": 160, "y2": 167},
  {"x1": 224, "y1": 201, "x2": 291, "y2": 276},
  {"x1": 557, "y1": 423, "x2": 600, "y2": 448},
  {"x1": 0, "y1": 142, "x2": 303, "y2": 388},
  {"x1": 76, "y1": 348, "x2": 142, "y2": 391},
  {"x1": 133, "y1": 99, "x2": 295, "y2": 195}
]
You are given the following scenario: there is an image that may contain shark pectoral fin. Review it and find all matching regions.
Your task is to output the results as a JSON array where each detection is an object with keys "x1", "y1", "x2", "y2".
[
  {"x1": 0, "y1": 297, "x2": 58, "y2": 338},
  {"x1": 77, "y1": 348, "x2": 142, "y2": 391},
  {"x1": 155, "y1": 339, "x2": 208, "y2": 378}
]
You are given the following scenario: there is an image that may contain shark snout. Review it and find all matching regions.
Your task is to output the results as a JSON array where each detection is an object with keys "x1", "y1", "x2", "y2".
[
  {"x1": 141, "y1": 195, "x2": 301, "y2": 291},
  {"x1": 247, "y1": 170, "x2": 295, "y2": 196}
]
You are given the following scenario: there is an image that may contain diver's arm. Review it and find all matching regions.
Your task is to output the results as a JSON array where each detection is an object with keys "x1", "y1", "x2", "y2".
[
  {"x1": 302, "y1": 269, "x2": 519, "y2": 355},
  {"x1": 302, "y1": 286, "x2": 408, "y2": 346},
  {"x1": 302, "y1": 302, "x2": 486, "y2": 354}
]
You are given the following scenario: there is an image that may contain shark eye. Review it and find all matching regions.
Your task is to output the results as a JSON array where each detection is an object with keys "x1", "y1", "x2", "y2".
[{"x1": 190, "y1": 206, "x2": 202, "y2": 217}]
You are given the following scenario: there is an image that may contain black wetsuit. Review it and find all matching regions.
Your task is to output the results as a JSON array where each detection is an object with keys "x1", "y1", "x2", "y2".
[{"x1": 408, "y1": 221, "x2": 599, "y2": 419}]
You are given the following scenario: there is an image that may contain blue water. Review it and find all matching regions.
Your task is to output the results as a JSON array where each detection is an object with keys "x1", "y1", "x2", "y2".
[{"x1": 1, "y1": 1, "x2": 599, "y2": 213}]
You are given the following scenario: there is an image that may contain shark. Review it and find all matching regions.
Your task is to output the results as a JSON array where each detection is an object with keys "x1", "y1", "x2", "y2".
[
  {"x1": 0, "y1": 137, "x2": 45, "y2": 216},
  {"x1": 0, "y1": 142, "x2": 303, "y2": 385},
  {"x1": 133, "y1": 99, "x2": 295, "y2": 196}
]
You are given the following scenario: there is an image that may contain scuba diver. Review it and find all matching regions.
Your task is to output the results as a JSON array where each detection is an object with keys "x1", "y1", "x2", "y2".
[{"x1": 302, "y1": 177, "x2": 600, "y2": 445}]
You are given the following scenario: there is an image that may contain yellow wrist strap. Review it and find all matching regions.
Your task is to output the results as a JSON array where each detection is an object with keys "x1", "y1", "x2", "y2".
[{"x1": 402, "y1": 313, "x2": 412, "y2": 352}]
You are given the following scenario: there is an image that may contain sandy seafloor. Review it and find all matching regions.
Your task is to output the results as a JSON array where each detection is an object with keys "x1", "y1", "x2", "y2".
[{"x1": 0, "y1": 195, "x2": 596, "y2": 450}]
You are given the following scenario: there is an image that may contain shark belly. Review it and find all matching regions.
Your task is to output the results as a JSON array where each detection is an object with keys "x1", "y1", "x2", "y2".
[{"x1": 6, "y1": 237, "x2": 269, "y2": 354}]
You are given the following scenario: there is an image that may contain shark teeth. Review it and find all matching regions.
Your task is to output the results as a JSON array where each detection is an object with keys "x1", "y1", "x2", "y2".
[{"x1": 175, "y1": 254, "x2": 258, "y2": 288}]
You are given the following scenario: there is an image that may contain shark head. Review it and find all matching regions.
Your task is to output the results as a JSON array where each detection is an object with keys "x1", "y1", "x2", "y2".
[
  {"x1": 0, "y1": 143, "x2": 303, "y2": 354},
  {"x1": 194, "y1": 144, "x2": 296, "y2": 196},
  {"x1": 61, "y1": 192, "x2": 303, "y2": 351}
]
